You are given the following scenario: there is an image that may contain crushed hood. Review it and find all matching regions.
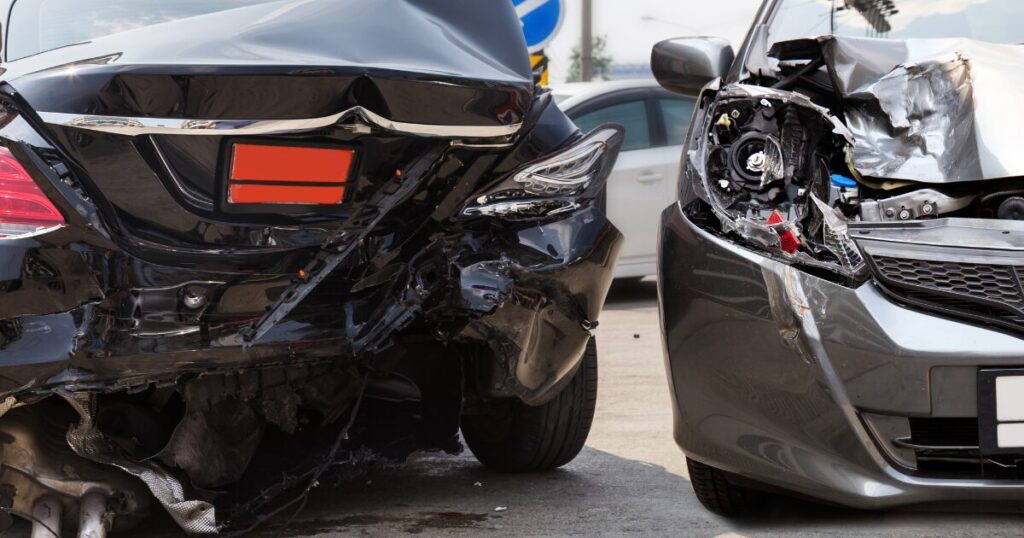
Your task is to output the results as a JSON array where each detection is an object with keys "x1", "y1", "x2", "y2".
[
  {"x1": 772, "y1": 36, "x2": 1024, "y2": 183},
  {"x1": 3, "y1": 0, "x2": 533, "y2": 127}
]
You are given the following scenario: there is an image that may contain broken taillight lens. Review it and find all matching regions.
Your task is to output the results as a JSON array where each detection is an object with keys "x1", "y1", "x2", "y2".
[{"x1": 0, "y1": 146, "x2": 64, "y2": 238}]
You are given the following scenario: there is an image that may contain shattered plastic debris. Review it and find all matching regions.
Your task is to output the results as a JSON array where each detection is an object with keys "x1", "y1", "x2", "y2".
[{"x1": 494, "y1": 506, "x2": 508, "y2": 513}]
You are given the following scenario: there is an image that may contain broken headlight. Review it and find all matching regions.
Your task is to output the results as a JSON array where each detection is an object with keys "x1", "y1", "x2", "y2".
[
  {"x1": 463, "y1": 125, "x2": 623, "y2": 219},
  {"x1": 690, "y1": 86, "x2": 866, "y2": 279}
]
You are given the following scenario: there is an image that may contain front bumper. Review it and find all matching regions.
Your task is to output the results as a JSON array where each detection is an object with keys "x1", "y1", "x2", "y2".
[{"x1": 659, "y1": 201, "x2": 1024, "y2": 508}]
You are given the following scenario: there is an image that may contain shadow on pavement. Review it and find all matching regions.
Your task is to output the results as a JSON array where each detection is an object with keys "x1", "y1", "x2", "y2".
[
  {"x1": 263, "y1": 446, "x2": 691, "y2": 537},
  {"x1": 726, "y1": 493, "x2": 1024, "y2": 536},
  {"x1": 603, "y1": 278, "x2": 658, "y2": 309}
]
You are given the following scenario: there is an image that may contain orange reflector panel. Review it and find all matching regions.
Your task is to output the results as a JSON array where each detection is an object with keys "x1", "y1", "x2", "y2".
[
  {"x1": 230, "y1": 144, "x2": 354, "y2": 183},
  {"x1": 228, "y1": 184, "x2": 345, "y2": 205}
]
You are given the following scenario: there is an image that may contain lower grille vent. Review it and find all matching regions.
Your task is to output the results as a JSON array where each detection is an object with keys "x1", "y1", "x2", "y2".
[{"x1": 899, "y1": 417, "x2": 1024, "y2": 478}]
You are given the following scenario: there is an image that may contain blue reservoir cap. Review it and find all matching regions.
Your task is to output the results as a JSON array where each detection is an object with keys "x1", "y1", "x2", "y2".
[{"x1": 830, "y1": 174, "x2": 857, "y2": 188}]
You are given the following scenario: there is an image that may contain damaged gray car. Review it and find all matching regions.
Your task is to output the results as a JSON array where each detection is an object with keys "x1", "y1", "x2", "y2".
[
  {"x1": 0, "y1": 0, "x2": 623, "y2": 535},
  {"x1": 657, "y1": 0, "x2": 1024, "y2": 516}
]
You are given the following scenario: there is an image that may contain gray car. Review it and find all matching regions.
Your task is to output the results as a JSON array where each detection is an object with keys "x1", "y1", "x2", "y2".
[{"x1": 656, "y1": 0, "x2": 1024, "y2": 516}]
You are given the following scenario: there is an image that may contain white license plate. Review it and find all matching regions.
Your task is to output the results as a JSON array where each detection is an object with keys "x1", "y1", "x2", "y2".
[{"x1": 995, "y1": 376, "x2": 1024, "y2": 448}]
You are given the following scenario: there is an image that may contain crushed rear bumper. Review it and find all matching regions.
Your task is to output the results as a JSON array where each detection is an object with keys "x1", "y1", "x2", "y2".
[{"x1": 1, "y1": 204, "x2": 620, "y2": 403}]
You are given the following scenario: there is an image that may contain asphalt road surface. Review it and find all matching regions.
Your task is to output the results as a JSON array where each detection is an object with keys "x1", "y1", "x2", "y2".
[{"x1": 149, "y1": 279, "x2": 1024, "y2": 537}]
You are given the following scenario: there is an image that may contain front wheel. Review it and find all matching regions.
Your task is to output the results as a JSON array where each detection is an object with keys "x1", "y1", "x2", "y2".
[{"x1": 461, "y1": 338, "x2": 598, "y2": 472}]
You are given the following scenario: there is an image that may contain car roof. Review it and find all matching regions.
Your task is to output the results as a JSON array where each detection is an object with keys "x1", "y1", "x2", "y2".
[{"x1": 550, "y1": 79, "x2": 665, "y2": 112}]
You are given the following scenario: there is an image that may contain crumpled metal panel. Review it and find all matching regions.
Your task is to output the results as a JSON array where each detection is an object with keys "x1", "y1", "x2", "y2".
[
  {"x1": 4, "y1": 0, "x2": 533, "y2": 128},
  {"x1": 59, "y1": 393, "x2": 218, "y2": 535},
  {"x1": 812, "y1": 36, "x2": 1024, "y2": 182}
]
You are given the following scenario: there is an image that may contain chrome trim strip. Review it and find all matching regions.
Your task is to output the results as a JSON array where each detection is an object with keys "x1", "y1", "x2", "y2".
[
  {"x1": 39, "y1": 106, "x2": 521, "y2": 138},
  {"x1": 893, "y1": 437, "x2": 980, "y2": 452},
  {"x1": 148, "y1": 136, "x2": 215, "y2": 211}
]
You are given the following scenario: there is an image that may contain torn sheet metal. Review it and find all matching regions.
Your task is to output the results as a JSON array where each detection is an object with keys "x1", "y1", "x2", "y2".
[
  {"x1": 60, "y1": 393, "x2": 218, "y2": 534},
  {"x1": 778, "y1": 36, "x2": 1024, "y2": 182}
]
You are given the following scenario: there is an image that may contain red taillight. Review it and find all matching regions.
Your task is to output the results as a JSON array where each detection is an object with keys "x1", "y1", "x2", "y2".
[
  {"x1": 0, "y1": 146, "x2": 64, "y2": 238},
  {"x1": 227, "y1": 143, "x2": 354, "y2": 206}
]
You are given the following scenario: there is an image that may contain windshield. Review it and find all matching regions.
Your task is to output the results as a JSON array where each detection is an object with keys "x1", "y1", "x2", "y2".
[
  {"x1": 5, "y1": 0, "x2": 277, "y2": 61},
  {"x1": 768, "y1": 0, "x2": 1024, "y2": 44}
]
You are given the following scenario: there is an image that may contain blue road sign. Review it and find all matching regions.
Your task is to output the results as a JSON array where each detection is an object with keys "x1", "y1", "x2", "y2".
[{"x1": 513, "y1": 0, "x2": 564, "y2": 53}]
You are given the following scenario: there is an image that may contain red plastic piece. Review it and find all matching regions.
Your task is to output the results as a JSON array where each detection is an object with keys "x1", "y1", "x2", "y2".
[
  {"x1": 767, "y1": 210, "x2": 800, "y2": 254},
  {"x1": 779, "y1": 230, "x2": 800, "y2": 254}
]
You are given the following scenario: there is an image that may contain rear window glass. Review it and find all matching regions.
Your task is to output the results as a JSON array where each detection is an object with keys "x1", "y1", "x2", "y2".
[
  {"x1": 6, "y1": 0, "x2": 276, "y2": 61},
  {"x1": 659, "y1": 98, "x2": 695, "y2": 146}
]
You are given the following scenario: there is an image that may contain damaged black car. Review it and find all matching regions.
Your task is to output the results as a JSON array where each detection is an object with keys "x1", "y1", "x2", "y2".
[
  {"x1": 0, "y1": 0, "x2": 623, "y2": 535},
  {"x1": 657, "y1": 0, "x2": 1024, "y2": 517}
]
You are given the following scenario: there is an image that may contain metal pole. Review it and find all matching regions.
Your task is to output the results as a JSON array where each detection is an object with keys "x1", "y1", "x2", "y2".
[{"x1": 581, "y1": 0, "x2": 593, "y2": 81}]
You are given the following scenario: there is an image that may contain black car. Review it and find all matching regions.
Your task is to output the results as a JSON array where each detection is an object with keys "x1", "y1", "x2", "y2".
[{"x1": 0, "y1": 0, "x2": 623, "y2": 535}]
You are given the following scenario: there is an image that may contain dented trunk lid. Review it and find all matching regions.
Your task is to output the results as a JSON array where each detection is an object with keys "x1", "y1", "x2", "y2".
[{"x1": 2, "y1": 0, "x2": 532, "y2": 260}]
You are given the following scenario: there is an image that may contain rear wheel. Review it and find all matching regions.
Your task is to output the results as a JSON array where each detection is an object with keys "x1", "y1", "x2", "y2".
[
  {"x1": 462, "y1": 338, "x2": 598, "y2": 472},
  {"x1": 686, "y1": 457, "x2": 761, "y2": 517}
]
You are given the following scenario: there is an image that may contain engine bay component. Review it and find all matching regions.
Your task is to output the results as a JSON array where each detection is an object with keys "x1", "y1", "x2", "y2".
[
  {"x1": 859, "y1": 189, "x2": 973, "y2": 222},
  {"x1": 767, "y1": 36, "x2": 1024, "y2": 183},
  {"x1": 997, "y1": 197, "x2": 1024, "y2": 220},
  {"x1": 686, "y1": 36, "x2": 1024, "y2": 282}
]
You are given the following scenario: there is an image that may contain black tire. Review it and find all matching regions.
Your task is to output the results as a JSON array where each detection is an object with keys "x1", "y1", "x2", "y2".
[
  {"x1": 462, "y1": 338, "x2": 598, "y2": 472},
  {"x1": 686, "y1": 457, "x2": 760, "y2": 517}
]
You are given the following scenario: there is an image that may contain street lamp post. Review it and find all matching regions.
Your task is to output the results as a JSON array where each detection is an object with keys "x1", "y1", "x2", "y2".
[{"x1": 581, "y1": 0, "x2": 593, "y2": 81}]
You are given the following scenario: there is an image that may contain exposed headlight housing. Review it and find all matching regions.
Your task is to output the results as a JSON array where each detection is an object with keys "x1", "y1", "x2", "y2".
[{"x1": 686, "y1": 85, "x2": 867, "y2": 280}]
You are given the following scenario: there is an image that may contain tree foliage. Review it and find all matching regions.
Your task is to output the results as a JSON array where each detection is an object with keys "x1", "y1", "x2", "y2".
[{"x1": 567, "y1": 35, "x2": 613, "y2": 82}]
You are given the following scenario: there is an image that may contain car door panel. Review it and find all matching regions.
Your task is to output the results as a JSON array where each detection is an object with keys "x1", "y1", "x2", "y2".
[{"x1": 568, "y1": 92, "x2": 695, "y2": 278}]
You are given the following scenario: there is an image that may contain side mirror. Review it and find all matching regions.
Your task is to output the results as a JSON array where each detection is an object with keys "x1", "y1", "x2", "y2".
[{"x1": 651, "y1": 37, "x2": 735, "y2": 95}]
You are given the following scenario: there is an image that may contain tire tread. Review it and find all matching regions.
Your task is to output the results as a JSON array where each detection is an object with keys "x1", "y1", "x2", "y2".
[
  {"x1": 463, "y1": 339, "x2": 598, "y2": 472},
  {"x1": 686, "y1": 457, "x2": 757, "y2": 517}
]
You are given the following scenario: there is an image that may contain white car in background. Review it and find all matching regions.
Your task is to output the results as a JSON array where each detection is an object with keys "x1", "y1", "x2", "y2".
[{"x1": 553, "y1": 80, "x2": 695, "y2": 279}]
